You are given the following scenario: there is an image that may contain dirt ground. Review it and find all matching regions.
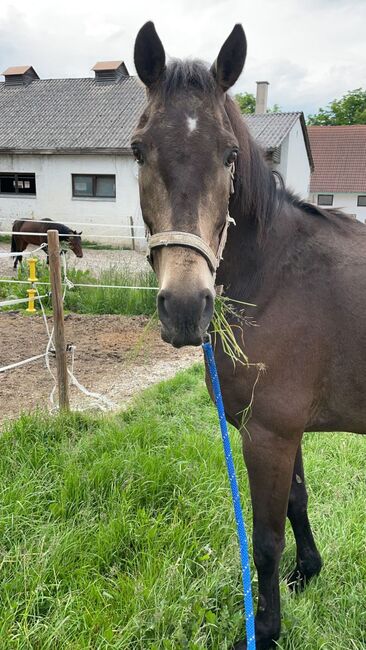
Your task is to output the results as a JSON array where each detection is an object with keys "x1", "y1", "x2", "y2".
[{"x1": 0, "y1": 312, "x2": 201, "y2": 423}]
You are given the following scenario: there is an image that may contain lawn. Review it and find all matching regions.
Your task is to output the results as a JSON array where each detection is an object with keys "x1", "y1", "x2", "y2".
[
  {"x1": 0, "y1": 365, "x2": 365, "y2": 649},
  {"x1": 0, "y1": 263, "x2": 157, "y2": 316}
]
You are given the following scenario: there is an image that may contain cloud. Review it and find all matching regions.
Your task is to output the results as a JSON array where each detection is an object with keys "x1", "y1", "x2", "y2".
[{"x1": 1, "y1": 0, "x2": 365, "y2": 115}]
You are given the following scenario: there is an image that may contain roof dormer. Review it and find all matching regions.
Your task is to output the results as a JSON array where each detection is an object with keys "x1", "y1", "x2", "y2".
[
  {"x1": 92, "y1": 61, "x2": 129, "y2": 83},
  {"x1": 2, "y1": 65, "x2": 39, "y2": 86}
]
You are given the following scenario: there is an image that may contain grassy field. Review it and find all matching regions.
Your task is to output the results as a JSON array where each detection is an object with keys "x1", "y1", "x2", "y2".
[
  {"x1": 0, "y1": 365, "x2": 365, "y2": 649},
  {"x1": 0, "y1": 263, "x2": 157, "y2": 316}
]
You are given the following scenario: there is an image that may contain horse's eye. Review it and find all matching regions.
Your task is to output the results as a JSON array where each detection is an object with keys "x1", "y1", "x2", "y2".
[
  {"x1": 225, "y1": 148, "x2": 238, "y2": 167},
  {"x1": 132, "y1": 143, "x2": 144, "y2": 165}
]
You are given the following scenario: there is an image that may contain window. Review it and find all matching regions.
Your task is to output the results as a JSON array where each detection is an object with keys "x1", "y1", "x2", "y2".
[
  {"x1": 72, "y1": 174, "x2": 116, "y2": 198},
  {"x1": 317, "y1": 194, "x2": 333, "y2": 206},
  {"x1": 357, "y1": 195, "x2": 366, "y2": 207},
  {"x1": 0, "y1": 173, "x2": 36, "y2": 195}
]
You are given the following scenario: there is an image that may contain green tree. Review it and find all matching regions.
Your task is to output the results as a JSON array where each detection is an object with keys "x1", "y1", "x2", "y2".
[
  {"x1": 235, "y1": 93, "x2": 282, "y2": 114},
  {"x1": 235, "y1": 92, "x2": 256, "y2": 114},
  {"x1": 307, "y1": 88, "x2": 366, "y2": 125}
]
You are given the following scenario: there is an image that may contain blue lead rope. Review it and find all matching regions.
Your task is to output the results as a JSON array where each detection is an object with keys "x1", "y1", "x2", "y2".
[{"x1": 202, "y1": 339, "x2": 256, "y2": 650}]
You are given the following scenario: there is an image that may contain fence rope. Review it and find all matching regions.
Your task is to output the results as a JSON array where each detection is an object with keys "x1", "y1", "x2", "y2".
[
  {"x1": 35, "y1": 264, "x2": 116, "y2": 413},
  {"x1": 0, "y1": 353, "x2": 48, "y2": 374},
  {"x1": 0, "y1": 278, "x2": 158, "y2": 290},
  {"x1": 0, "y1": 293, "x2": 48, "y2": 308},
  {"x1": 0, "y1": 219, "x2": 145, "y2": 230},
  {"x1": 0, "y1": 243, "x2": 47, "y2": 258},
  {"x1": 0, "y1": 231, "x2": 146, "y2": 240}
]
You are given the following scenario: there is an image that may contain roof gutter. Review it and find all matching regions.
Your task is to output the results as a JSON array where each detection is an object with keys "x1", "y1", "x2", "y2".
[{"x1": 0, "y1": 147, "x2": 133, "y2": 156}]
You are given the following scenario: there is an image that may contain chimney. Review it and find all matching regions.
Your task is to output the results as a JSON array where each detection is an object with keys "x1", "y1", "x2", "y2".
[
  {"x1": 92, "y1": 60, "x2": 129, "y2": 83},
  {"x1": 255, "y1": 81, "x2": 269, "y2": 114},
  {"x1": 2, "y1": 65, "x2": 39, "y2": 86}
]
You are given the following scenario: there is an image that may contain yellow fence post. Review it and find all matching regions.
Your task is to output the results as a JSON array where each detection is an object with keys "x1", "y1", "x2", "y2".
[
  {"x1": 28, "y1": 258, "x2": 38, "y2": 282},
  {"x1": 26, "y1": 288, "x2": 36, "y2": 313}
]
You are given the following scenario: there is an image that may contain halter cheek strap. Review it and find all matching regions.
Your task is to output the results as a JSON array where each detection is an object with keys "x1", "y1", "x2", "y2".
[{"x1": 145, "y1": 162, "x2": 236, "y2": 279}]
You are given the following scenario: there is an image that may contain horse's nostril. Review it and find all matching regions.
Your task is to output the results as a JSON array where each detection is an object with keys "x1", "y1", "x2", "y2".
[
  {"x1": 202, "y1": 291, "x2": 214, "y2": 322},
  {"x1": 158, "y1": 290, "x2": 171, "y2": 321}
]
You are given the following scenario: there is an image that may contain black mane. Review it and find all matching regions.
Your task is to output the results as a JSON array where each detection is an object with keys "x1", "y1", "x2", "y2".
[
  {"x1": 160, "y1": 59, "x2": 217, "y2": 98},
  {"x1": 41, "y1": 219, "x2": 75, "y2": 236}
]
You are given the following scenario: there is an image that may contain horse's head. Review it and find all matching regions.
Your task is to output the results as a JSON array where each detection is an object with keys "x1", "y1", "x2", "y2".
[
  {"x1": 133, "y1": 22, "x2": 246, "y2": 347},
  {"x1": 69, "y1": 231, "x2": 83, "y2": 258}
]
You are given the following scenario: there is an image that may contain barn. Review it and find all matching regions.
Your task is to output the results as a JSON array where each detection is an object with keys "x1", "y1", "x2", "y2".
[{"x1": 0, "y1": 62, "x2": 145, "y2": 248}]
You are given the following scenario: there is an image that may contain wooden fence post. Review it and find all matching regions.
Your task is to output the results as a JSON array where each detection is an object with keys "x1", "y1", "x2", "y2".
[{"x1": 47, "y1": 229, "x2": 70, "y2": 411}]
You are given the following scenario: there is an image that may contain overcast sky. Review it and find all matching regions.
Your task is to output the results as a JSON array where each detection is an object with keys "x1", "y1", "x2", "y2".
[{"x1": 1, "y1": 0, "x2": 365, "y2": 116}]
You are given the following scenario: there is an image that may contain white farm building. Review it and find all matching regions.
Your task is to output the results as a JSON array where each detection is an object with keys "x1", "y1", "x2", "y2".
[{"x1": 0, "y1": 62, "x2": 146, "y2": 248}]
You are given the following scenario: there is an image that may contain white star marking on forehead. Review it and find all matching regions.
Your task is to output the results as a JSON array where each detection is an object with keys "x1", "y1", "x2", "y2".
[{"x1": 187, "y1": 116, "x2": 198, "y2": 133}]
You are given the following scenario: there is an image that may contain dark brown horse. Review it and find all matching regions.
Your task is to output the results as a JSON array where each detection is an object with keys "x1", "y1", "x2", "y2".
[
  {"x1": 132, "y1": 22, "x2": 366, "y2": 650},
  {"x1": 11, "y1": 219, "x2": 83, "y2": 269}
]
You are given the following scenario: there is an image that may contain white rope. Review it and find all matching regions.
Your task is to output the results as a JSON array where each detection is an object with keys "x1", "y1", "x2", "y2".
[
  {"x1": 3, "y1": 219, "x2": 145, "y2": 230},
  {"x1": 0, "y1": 353, "x2": 48, "y2": 374},
  {"x1": 0, "y1": 278, "x2": 158, "y2": 290},
  {"x1": 0, "y1": 243, "x2": 47, "y2": 258},
  {"x1": 34, "y1": 258, "x2": 116, "y2": 412},
  {"x1": 0, "y1": 293, "x2": 48, "y2": 308},
  {"x1": 0, "y1": 231, "x2": 146, "y2": 240},
  {"x1": 67, "y1": 345, "x2": 116, "y2": 412}
]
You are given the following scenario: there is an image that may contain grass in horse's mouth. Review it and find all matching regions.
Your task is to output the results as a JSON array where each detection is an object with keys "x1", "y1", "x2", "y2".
[{"x1": 212, "y1": 295, "x2": 257, "y2": 367}]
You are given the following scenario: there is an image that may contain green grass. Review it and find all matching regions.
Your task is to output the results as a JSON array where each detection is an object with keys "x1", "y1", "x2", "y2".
[
  {"x1": 0, "y1": 262, "x2": 157, "y2": 316},
  {"x1": 0, "y1": 366, "x2": 365, "y2": 649}
]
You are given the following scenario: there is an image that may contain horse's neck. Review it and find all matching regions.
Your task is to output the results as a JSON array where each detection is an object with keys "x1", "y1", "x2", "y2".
[{"x1": 217, "y1": 194, "x2": 304, "y2": 303}]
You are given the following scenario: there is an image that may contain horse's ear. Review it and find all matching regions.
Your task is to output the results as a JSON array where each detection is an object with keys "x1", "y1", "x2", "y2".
[
  {"x1": 211, "y1": 24, "x2": 247, "y2": 92},
  {"x1": 134, "y1": 21, "x2": 166, "y2": 88},
  {"x1": 78, "y1": 231, "x2": 82, "y2": 236}
]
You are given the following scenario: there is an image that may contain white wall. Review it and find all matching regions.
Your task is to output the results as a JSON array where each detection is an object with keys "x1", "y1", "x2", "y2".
[
  {"x1": 308, "y1": 192, "x2": 366, "y2": 222},
  {"x1": 273, "y1": 119, "x2": 311, "y2": 199},
  {"x1": 0, "y1": 153, "x2": 146, "y2": 249}
]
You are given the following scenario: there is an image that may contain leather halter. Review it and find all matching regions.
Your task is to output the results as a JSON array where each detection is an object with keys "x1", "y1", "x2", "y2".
[{"x1": 145, "y1": 163, "x2": 236, "y2": 279}]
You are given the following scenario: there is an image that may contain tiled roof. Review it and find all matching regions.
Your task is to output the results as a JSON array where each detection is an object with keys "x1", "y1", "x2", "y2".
[
  {"x1": 244, "y1": 111, "x2": 301, "y2": 148},
  {"x1": 308, "y1": 125, "x2": 366, "y2": 193},
  {"x1": 0, "y1": 76, "x2": 146, "y2": 152},
  {"x1": 244, "y1": 111, "x2": 313, "y2": 170}
]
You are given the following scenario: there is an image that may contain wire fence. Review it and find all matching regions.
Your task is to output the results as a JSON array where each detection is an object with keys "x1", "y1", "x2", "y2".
[{"x1": 0, "y1": 225, "x2": 157, "y2": 412}]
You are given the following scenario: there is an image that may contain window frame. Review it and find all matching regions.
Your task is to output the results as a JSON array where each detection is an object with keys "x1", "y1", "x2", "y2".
[
  {"x1": 357, "y1": 195, "x2": 366, "y2": 207},
  {"x1": 317, "y1": 194, "x2": 333, "y2": 207},
  {"x1": 72, "y1": 174, "x2": 116, "y2": 199},
  {"x1": 0, "y1": 172, "x2": 36, "y2": 195}
]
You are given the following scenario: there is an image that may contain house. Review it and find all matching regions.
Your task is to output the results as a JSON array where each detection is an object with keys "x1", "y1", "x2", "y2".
[
  {"x1": 0, "y1": 62, "x2": 146, "y2": 248},
  {"x1": 308, "y1": 125, "x2": 366, "y2": 221},
  {"x1": 244, "y1": 82, "x2": 314, "y2": 198}
]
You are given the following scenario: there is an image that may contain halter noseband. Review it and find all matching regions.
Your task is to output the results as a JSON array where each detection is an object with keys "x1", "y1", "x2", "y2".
[{"x1": 145, "y1": 163, "x2": 236, "y2": 279}]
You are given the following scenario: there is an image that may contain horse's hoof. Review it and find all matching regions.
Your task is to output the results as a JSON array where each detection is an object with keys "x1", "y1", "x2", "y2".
[
  {"x1": 232, "y1": 642, "x2": 246, "y2": 650},
  {"x1": 287, "y1": 566, "x2": 306, "y2": 592},
  {"x1": 287, "y1": 556, "x2": 322, "y2": 593}
]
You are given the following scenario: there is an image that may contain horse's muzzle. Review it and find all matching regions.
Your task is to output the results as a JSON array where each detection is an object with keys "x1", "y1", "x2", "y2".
[{"x1": 157, "y1": 288, "x2": 214, "y2": 347}]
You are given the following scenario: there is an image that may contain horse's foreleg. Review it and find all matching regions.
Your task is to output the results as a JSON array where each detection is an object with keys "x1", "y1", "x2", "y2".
[
  {"x1": 13, "y1": 240, "x2": 28, "y2": 269},
  {"x1": 286, "y1": 443, "x2": 322, "y2": 591},
  {"x1": 234, "y1": 425, "x2": 300, "y2": 650}
]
